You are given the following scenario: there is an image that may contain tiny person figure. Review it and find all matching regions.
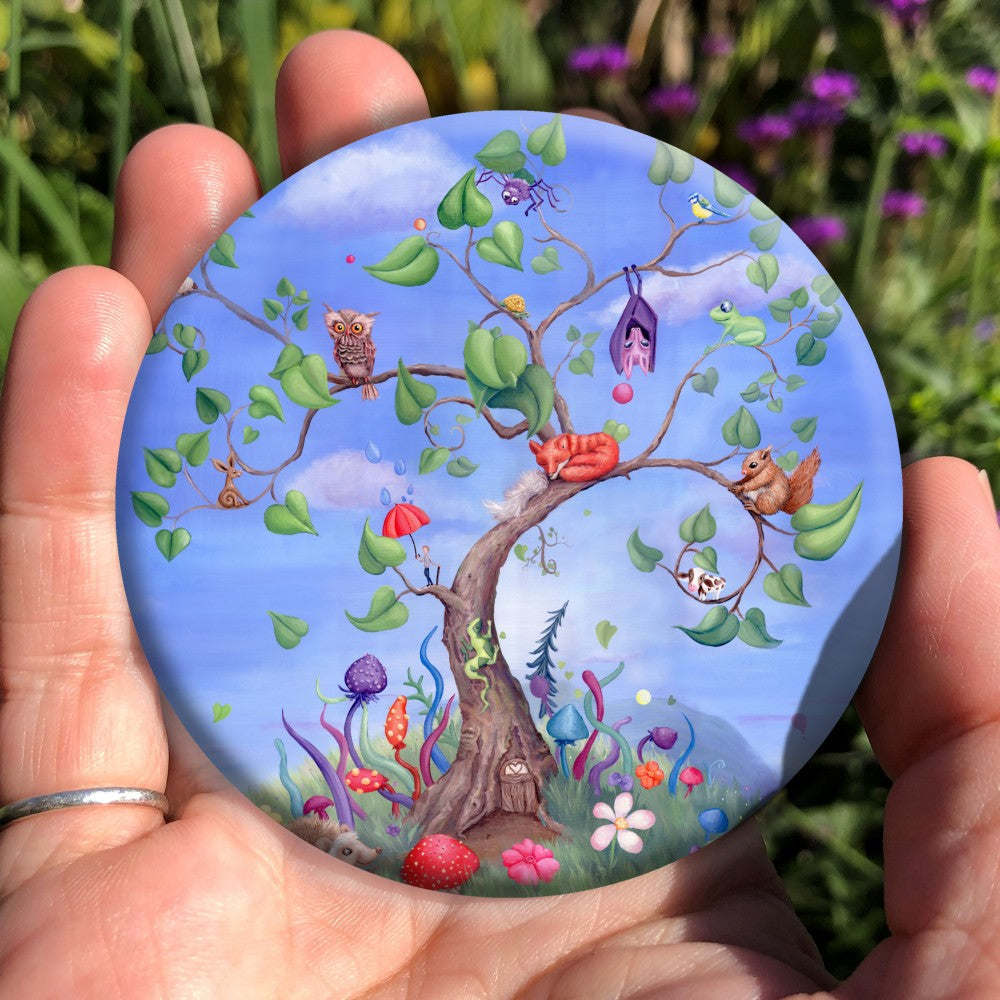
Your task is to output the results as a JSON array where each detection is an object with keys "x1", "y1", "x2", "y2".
[{"x1": 417, "y1": 544, "x2": 440, "y2": 586}]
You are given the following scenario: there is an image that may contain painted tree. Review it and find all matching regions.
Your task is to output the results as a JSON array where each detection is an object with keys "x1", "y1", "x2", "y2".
[{"x1": 134, "y1": 115, "x2": 861, "y2": 840}]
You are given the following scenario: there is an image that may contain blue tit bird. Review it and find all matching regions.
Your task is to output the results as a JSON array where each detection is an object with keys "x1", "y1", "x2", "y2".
[{"x1": 688, "y1": 192, "x2": 731, "y2": 222}]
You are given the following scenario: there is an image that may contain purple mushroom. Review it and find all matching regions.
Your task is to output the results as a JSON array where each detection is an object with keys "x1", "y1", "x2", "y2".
[
  {"x1": 637, "y1": 726, "x2": 678, "y2": 762},
  {"x1": 340, "y1": 653, "x2": 388, "y2": 768}
]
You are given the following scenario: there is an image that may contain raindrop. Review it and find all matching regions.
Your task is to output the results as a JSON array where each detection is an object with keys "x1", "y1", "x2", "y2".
[
  {"x1": 380, "y1": 488, "x2": 391, "y2": 507},
  {"x1": 394, "y1": 458, "x2": 406, "y2": 476},
  {"x1": 407, "y1": 485, "x2": 414, "y2": 495},
  {"x1": 364, "y1": 441, "x2": 381, "y2": 463}
]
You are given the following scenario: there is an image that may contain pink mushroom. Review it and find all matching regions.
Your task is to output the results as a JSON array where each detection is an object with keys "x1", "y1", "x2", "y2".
[
  {"x1": 303, "y1": 795, "x2": 335, "y2": 820},
  {"x1": 679, "y1": 766, "x2": 704, "y2": 798}
]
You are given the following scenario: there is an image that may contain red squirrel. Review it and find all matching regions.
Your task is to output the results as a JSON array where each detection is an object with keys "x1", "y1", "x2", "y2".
[{"x1": 729, "y1": 445, "x2": 821, "y2": 515}]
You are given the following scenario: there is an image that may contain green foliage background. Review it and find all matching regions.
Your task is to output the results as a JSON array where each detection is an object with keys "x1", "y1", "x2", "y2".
[{"x1": 3, "y1": 0, "x2": 997, "y2": 980}]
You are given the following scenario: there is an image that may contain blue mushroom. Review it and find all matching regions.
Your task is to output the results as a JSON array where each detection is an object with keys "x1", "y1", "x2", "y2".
[
  {"x1": 547, "y1": 704, "x2": 589, "y2": 778},
  {"x1": 698, "y1": 807, "x2": 729, "y2": 842}
]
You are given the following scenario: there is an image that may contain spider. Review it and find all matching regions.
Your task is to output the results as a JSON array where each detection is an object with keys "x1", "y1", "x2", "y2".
[{"x1": 476, "y1": 170, "x2": 562, "y2": 215}]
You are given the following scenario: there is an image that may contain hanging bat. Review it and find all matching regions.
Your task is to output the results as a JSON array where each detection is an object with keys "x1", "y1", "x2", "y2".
[{"x1": 609, "y1": 265, "x2": 657, "y2": 379}]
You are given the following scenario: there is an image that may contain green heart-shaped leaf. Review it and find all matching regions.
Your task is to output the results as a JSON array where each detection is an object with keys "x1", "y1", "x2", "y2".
[
  {"x1": 602, "y1": 419, "x2": 630, "y2": 443},
  {"x1": 208, "y1": 232, "x2": 237, "y2": 268},
  {"x1": 144, "y1": 447, "x2": 182, "y2": 488},
  {"x1": 357, "y1": 516, "x2": 405, "y2": 573},
  {"x1": 131, "y1": 491, "x2": 169, "y2": 527},
  {"x1": 648, "y1": 141, "x2": 674, "y2": 185},
  {"x1": 212, "y1": 702, "x2": 231, "y2": 723},
  {"x1": 176, "y1": 431, "x2": 211, "y2": 466},
  {"x1": 514, "y1": 543, "x2": 528, "y2": 561},
  {"x1": 810, "y1": 305, "x2": 842, "y2": 338},
  {"x1": 195, "y1": 387, "x2": 231, "y2": 425},
  {"x1": 419, "y1": 446, "x2": 450, "y2": 475},
  {"x1": 567, "y1": 348, "x2": 594, "y2": 376},
  {"x1": 721, "y1": 406, "x2": 761, "y2": 448},
  {"x1": 713, "y1": 169, "x2": 746, "y2": 209},
  {"x1": 363, "y1": 235, "x2": 440, "y2": 286},
  {"x1": 475, "y1": 221, "x2": 524, "y2": 270},
  {"x1": 268, "y1": 611, "x2": 309, "y2": 649},
  {"x1": 146, "y1": 331, "x2": 168, "y2": 354},
  {"x1": 746, "y1": 253, "x2": 779, "y2": 292},
  {"x1": 181, "y1": 348, "x2": 209, "y2": 382},
  {"x1": 173, "y1": 323, "x2": 198, "y2": 348},
  {"x1": 676, "y1": 606, "x2": 740, "y2": 646},
  {"x1": 248, "y1": 384, "x2": 285, "y2": 421},
  {"x1": 276, "y1": 277, "x2": 295, "y2": 297},
  {"x1": 595, "y1": 620, "x2": 617, "y2": 649},
  {"x1": 763, "y1": 563, "x2": 810, "y2": 606},
  {"x1": 811, "y1": 274, "x2": 841, "y2": 306},
  {"x1": 795, "y1": 332, "x2": 827, "y2": 366},
  {"x1": 345, "y1": 585, "x2": 409, "y2": 633},
  {"x1": 692, "y1": 546, "x2": 718, "y2": 572},
  {"x1": 750, "y1": 198, "x2": 776, "y2": 220},
  {"x1": 692, "y1": 367, "x2": 719, "y2": 395},
  {"x1": 750, "y1": 218, "x2": 781, "y2": 251},
  {"x1": 437, "y1": 168, "x2": 494, "y2": 230},
  {"x1": 776, "y1": 450, "x2": 799, "y2": 472},
  {"x1": 447, "y1": 456, "x2": 479, "y2": 478},
  {"x1": 532, "y1": 246, "x2": 562, "y2": 274},
  {"x1": 679, "y1": 505, "x2": 717, "y2": 543},
  {"x1": 474, "y1": 130, "x2": 526, "y2": 173},
  {"x1": 243, "y1": 427, "x2": 259, "y2": 445},
  {"x1": 738, "y1": 607, "x2": 782, "y2": 648},
  {"x1": 280, "y1": 354, "x2": 337, "y2": 409},
  {"x1": 767, "y1": 397, "x2": 784, "y2": 412},
  {"x1": 155, "y1": 527, "x2": 191, "y2": 561},
  {"x1": 627, "y1": 527, "x2": 663, "y2": 573},
  {"x1": 669, "y1": 148, "x2": 694, "y2": 183},
  {"x1": 269, "y1": 344, "x2": 304, "y2": 379},
  {"x1": 487, "y1": 364, "x2": 554, "y2": 437},
  {"x1": 265, "y1": 490, "x2": 318, "y2": 536},
  {"x1": 786, "y1": 374, "x2": 806, "y2": 392},
  {"x1": 792, "y1": 482, "x2": 863, "y2": 561},
  {"x1": 263, "y1": 297, "x2": 283, "y2": 321},
  {"x1": 395, "y1": 358, "x2": 438, "y2": 425},
  {"x1": 791, "y1": 416, "x2": 817, "y2": 442},
  {"x1": 527, "y1": 114, "x2": 566, "y2": 165}
]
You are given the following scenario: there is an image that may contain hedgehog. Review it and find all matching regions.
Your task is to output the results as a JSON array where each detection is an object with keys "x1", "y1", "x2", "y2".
[{"x1": 286, "y1": 816, "x2": 382, "y2": 866}]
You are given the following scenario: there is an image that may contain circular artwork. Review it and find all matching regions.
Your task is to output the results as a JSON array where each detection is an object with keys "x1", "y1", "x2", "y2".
[{"x1": 117, "y1": 111, "x2": 902, "y2": 895}]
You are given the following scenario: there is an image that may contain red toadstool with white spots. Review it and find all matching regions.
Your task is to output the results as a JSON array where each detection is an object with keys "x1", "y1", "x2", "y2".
[{"x1": 400, "y1": 834, "x2": 480, "y2": 892}]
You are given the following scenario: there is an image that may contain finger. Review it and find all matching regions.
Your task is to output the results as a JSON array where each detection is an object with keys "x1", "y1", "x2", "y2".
[
  {"x1": 275, "y1": 30, "x2": 429, "y2": 177},
  {"x1": 0, "y1": 266, "x2": 166, "y2": 890},
  {"x1": 111, "y1": 124, "x2": 262, "y2": 326},
  {"x1": 856, "y1": 457, "x2": 1000, "y2": 778},
  {"x1": 849, "y1": 459, "x2": 1000, "y2": 994}
]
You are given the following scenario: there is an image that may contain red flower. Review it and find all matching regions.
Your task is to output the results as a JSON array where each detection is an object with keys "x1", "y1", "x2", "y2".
[{"x1": 635, "y1": 761, "x2": 664, "y2": 790}]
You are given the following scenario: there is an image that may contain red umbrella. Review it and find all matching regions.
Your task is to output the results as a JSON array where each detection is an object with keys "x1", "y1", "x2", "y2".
[{"x1": 382, "y1": 502, "x2": 430, "y2": 555}]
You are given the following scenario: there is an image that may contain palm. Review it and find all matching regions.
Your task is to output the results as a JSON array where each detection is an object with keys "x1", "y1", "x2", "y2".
[{"x1": 3, "y1": 31, "x2": 999, "y2": 999}]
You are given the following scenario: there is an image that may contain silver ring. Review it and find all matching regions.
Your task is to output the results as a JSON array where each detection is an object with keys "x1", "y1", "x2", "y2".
[{"x1": 0, "y1": 787, "x2": 169, "y2": 830}]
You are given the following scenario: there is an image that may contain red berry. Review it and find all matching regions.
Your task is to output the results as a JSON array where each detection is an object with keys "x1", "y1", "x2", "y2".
[
  {"x1": 346, "y1": 254, "x2": 356, "y2": 264},
  {"x1": 612, "y1": 383, "x2": 634, "y2": 404}
]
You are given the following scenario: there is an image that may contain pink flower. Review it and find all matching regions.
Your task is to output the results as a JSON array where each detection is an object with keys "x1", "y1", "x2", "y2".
[
  {"x1": 590, "y1": 792, "x2": 655, "y2": 854},
  {"x1": 807, "y1": 70, "x2": 859, "y2": 107},
  {"x1": 883, "y1": 189, "x2": 926, "y2": 219},
  {"x1": 501, "y1": 838, "x2": 560, "y2": 886},
  {"x1": 967, "y1": 66, "x2": 998, "y2": 97}
]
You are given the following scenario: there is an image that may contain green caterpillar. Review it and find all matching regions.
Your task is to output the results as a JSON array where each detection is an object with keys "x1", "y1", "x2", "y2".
[{"x1": 461, "y1": 617, "x2": 498, "y2": 710}]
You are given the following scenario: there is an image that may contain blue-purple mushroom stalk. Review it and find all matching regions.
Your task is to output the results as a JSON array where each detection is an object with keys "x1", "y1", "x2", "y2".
[
  {"x1": 319, "y1": 705, "x2": 366, "y2": 820},
  {"x1": 667, "y1": 714, "x2": 696, "y2": 797},
  {"x1": 547, "y1": 704, "x2": 590, "y2": 778},
  {"x1": 419, "y1": 627, "x2": 451, "y2": 775},
  {"x1": 274, "y1": 738, "x2": 305, "y2": 817},
  {"x1": 588, "y1": 718, "x2": 631, "y2": 794},
  {"x1": 281, "y1": 710, "x2": 355, "y2": 829}
]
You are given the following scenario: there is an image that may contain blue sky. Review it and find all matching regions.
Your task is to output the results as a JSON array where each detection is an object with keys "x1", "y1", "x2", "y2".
[{"x1": 117, "y1": 112, "x2": 902, "y2": 797}]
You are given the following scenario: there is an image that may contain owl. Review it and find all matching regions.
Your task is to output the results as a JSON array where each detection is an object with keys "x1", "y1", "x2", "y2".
[{"x1": 324, "y1": 306, "x2": 379, "y2": 400}]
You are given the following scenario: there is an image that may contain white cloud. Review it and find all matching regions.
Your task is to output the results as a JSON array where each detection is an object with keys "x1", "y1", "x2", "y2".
[
  {"x1": 272, "y1": 130, "x2": 469, "y2": 233},
  {"x1": 591, "y1": 253, "x2": 818, "y2": 329},
  {"x1": 286, "y1": 450, "x2": 399, "y2": 510}
]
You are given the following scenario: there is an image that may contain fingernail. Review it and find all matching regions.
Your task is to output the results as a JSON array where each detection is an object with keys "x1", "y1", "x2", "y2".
[{"x1": 978, "y1": 469, "x2": 998, "y2": 523}]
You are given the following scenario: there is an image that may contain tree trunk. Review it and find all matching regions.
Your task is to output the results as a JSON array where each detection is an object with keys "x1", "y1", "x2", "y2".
[{"x1": 408, "y1": 476, "x2": 591, "y2": 837}]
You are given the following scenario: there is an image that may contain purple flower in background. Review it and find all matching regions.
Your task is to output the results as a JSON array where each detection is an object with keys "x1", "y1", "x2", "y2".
[
  {"x1": 568, "y1": 43, "x2": 631, "y2": 77},
  {"x1": 385, "y1": 823, "x2": 401, "y2": 837},
  {"x1": 899, "y1": 131, "x2": 948, "y2": 158},
  {"x1": 881, "y1": 0, "x2": 930, "y2": 27},
  {"x1": 608, "y1": 771, "x2": 634, "y2": 792},
  {"x1": 967, "y1": 66, "x2": 998, "y2": 97},
  {"x1": 738, "y1": 113, "x2": 794, "y2": 148},
  {"x1": 973, "y1": 316, "x2": 997, "y2": 343},
  {"x1": 701, "y1": 34, "x2": 734, "y2": 57},
  {"x1": 647, "y1": 83, "x2": 698, "y2": 119},
  {"x1": 807, "y1": 70, "x2": 859, "y2": 107},
  {"x1": 791, "y1": 215, "x2": 848, "y2": 249},
  {"x1": 790, "y1": 99, "x2": 845, "y2": 130},
  {"x1": 883, "y1": 190, "x2": 926, "y2": 219}
]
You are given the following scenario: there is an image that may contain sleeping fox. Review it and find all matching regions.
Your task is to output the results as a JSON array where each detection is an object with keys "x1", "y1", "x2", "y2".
[{"x1": 528, "y1": 432, "x2": 620, "y2": 483}]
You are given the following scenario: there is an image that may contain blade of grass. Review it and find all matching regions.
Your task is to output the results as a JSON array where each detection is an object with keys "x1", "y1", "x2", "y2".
[
  {"x1": 968, "y1": 87, "x2": 1000, "y2": 327},
  {"x1": 851, "y1": 130, "x2": 896, "y2": 304},
  {"x1": 142, "y1": 0, "x2": 187, "y2": 100},
  {"x1": 5, "y1": 0, "x2": 23, "y2": 258},
  {"x1": 112, "y1": 0, "x2": 138, "y2": 195},
  {"x1": 163, "y1": 0, "x2": 214, "y2": 129},
  {"x1": 235, "y1": 0, "x2": 280, "y2": 191},
  {"x1": 0, "y1": 134, "x2": 91, "y2": 266}
]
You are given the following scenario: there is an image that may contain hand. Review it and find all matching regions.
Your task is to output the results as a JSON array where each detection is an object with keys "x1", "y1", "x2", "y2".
[{"x1": 3, "y1": 30, "x2": 999, "y2": 998}]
